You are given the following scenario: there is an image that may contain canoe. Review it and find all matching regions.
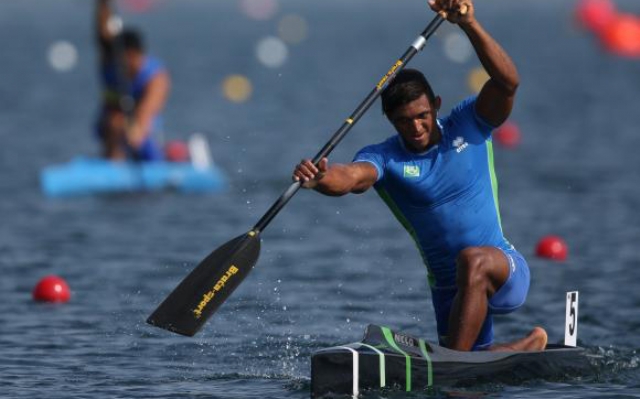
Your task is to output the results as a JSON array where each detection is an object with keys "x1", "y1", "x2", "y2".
[
  {"x1": 40, "y1": 157, "x2": 227, "y2": 197},
  {"x1": 311, "y1": 324, "x2": 595, "y2": 397}
]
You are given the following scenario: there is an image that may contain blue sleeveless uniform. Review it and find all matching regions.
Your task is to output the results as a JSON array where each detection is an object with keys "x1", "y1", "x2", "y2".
[
  {"x1": 97, "y1": 56, "x2": 165, "y2": 161},
  {"x1": 353, "y1": 96, "x2": 530, "y2": 350}
]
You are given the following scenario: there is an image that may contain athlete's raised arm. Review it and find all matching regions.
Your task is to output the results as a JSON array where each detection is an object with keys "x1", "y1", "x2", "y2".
[
  {"x1": 95, "y1": 0, "x2": 116, "y2": 63},
  {"x1": 292, "y1": 158, "x2": 377, "y2": 196},
  {"x1": 430, "y1": 0, "x2": 519, "y2": 127}
]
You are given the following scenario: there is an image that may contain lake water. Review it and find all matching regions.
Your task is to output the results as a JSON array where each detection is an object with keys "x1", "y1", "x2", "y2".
[{"x1": 1, "y1": 0, "x2": 640, "y2": 398}]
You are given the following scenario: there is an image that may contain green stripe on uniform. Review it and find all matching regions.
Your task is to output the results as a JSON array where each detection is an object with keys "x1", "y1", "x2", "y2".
[
  {"x1": 381, "y1": 327, "x2": 412, "y2": 391},
  {"x1": 486, "y1": 139, "x2": 503, "y2": 230},
  {"x1": 375, "y1": 187, "x2": 435, "y2": 287}
]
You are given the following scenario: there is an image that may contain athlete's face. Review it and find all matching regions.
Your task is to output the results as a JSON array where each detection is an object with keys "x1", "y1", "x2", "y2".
[
  {"x1": 124, "y1": 49, "x2": 144, "y2": 78},
  {"x1": 388, "y1": 94, "x2": 441, "y2": 153}
]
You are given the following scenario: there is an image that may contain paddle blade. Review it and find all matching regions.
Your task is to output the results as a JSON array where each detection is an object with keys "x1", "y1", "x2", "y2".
[{"x1": 147, "y1": 232, "x2": 261, "y2": 336}]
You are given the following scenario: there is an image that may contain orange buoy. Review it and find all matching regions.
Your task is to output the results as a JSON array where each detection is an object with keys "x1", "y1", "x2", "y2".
[
  {"x1": 33, "y1": 275, "x2": 71, "y2": 303},
  {"x1": 575, "y1": 0, "x2": 617, "y2": 33},
  {"x1": 600, "y1": 14, "x2": 640, "y2": 58},
  {"x1": 164, "y1": 140, "x2": 189, "y2": 162},
  {"x1": 535, "y1": 236, "x2": 568, "y2": 261},
  {"x1": 494, "y1": 121, "x2": 521, "y2": 149}
]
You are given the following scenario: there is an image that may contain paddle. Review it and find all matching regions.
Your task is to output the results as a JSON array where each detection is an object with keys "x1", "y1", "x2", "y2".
[
  {"x1": 99, "y1": 0, "x2": 137, "y2": 159},
  {"x1": 147, "y1": 12, "x2": 453, "y2": 337},
  {"x1": 111, "y1": 20, "x2": 135, "y2": 129}
]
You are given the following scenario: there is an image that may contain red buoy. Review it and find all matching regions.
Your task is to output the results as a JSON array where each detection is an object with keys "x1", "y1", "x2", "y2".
[
  {"x1": 600, "y1": 14, "x2": 640, "y2": 58},
  {"x1": 494, "y1": 121, "x2": 521, "y2": 149},
  {"x1": 535, "y1": 236, "x2": 568, "y2": 261},
  {"x1": 575, "y1": 0, "x2": 617, "y2": 33},
  {"x1": 164, "y1": 140, "x2": 189, "y2": 162},
  {"x1": 33, "y1": 275, "x2": 71, "y2": 303}
]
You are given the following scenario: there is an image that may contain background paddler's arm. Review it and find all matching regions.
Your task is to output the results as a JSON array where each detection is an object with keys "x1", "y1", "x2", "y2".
[
  {"x1": 96, "y1": 0, "x2": 116, "y2": 63},
  {"x1": 128, "y1": 71, "x2": 171, "y2": 147}
]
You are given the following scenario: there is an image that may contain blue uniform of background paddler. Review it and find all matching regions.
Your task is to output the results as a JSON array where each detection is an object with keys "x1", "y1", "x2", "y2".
[{"x1": 94, "y1": 0, "x2": 170, "y2": 161}]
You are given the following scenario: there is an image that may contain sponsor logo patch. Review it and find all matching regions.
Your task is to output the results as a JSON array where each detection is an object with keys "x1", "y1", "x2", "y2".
[{"x1": 453, "y1": 136, "x2": 469, "y2": 153}]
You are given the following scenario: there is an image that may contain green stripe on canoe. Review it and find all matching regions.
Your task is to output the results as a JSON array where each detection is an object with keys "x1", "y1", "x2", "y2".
[
  {"x1": 359, "y1": 343, "x2": 386, "y2": 388},
  {"x1": 381, "y1": 326, "x2": 412, "y2": 391},
  {"x1": 418, "y1": 339, "x2": 434, "y2": 387}
]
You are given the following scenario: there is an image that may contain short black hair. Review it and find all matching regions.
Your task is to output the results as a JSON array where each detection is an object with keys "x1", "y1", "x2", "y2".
[
  {"x1": 381, "y1": 69, "x2": 436, "y2": 115},
  {"x1": 118, "y1": 28, "x2": 144, "y2": 52}
]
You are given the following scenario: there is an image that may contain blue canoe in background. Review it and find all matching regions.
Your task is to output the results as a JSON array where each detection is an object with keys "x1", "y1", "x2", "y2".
[
  {"x1": 40, "y1": 157, "x2": 227, "y2": 197},
  {"x1": 40, "y1": 134, "x2": 227, "y2": 198}
]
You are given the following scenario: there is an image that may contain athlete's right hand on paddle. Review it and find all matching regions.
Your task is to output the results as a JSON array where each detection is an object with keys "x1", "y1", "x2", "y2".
[
  {"x1": 293, "y1": 158, "x2": 328, "y2": 189},
  {"x1": 428, "y1": 0, "x2": 472, "y2": 24},
  {"x1": 125, "y1": 121, "x2": 147, "y2": 150}
]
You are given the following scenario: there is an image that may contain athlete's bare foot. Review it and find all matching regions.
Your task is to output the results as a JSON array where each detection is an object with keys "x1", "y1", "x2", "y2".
[{"x1": 489, "y1": 326, "x2": 548, "y2": 352}]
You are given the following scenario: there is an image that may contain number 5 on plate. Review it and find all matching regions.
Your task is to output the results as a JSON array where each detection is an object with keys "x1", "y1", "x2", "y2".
[{"x1": 565, "y1": 291, "x2": 579, "y2": 347}]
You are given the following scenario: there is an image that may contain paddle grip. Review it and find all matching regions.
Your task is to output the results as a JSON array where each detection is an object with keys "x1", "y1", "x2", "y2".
[{"x1": 438, "y1": 3, "x2": 469, "y2": 19}]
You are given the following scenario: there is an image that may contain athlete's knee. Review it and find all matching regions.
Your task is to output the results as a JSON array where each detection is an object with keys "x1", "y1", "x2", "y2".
[{"x1": 455, "y1": 247, "x2": 491, "y2": 290}]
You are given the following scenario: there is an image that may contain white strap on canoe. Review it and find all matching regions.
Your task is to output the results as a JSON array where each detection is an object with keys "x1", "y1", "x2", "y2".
[
  {"x1": 564, "y1": 291, "x2": 579, "y2": 347},
  {"x1": 337, "y1": 346, "x2": 359, "y2": 398},
  {"x1": 188, "y1": 132, "x2": 213, "y2": 170}
]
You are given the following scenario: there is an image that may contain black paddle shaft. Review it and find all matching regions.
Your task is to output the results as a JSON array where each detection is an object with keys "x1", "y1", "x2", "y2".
[
  {"x1": 146, "y1": 14, "x2": 448, "y2": 337},
  {"x1": 106, "y1": 3, "x2": 135, "y2": 119},
  {"x1": 253, "y1": 14, "x2": 445, "y2": 234}
]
